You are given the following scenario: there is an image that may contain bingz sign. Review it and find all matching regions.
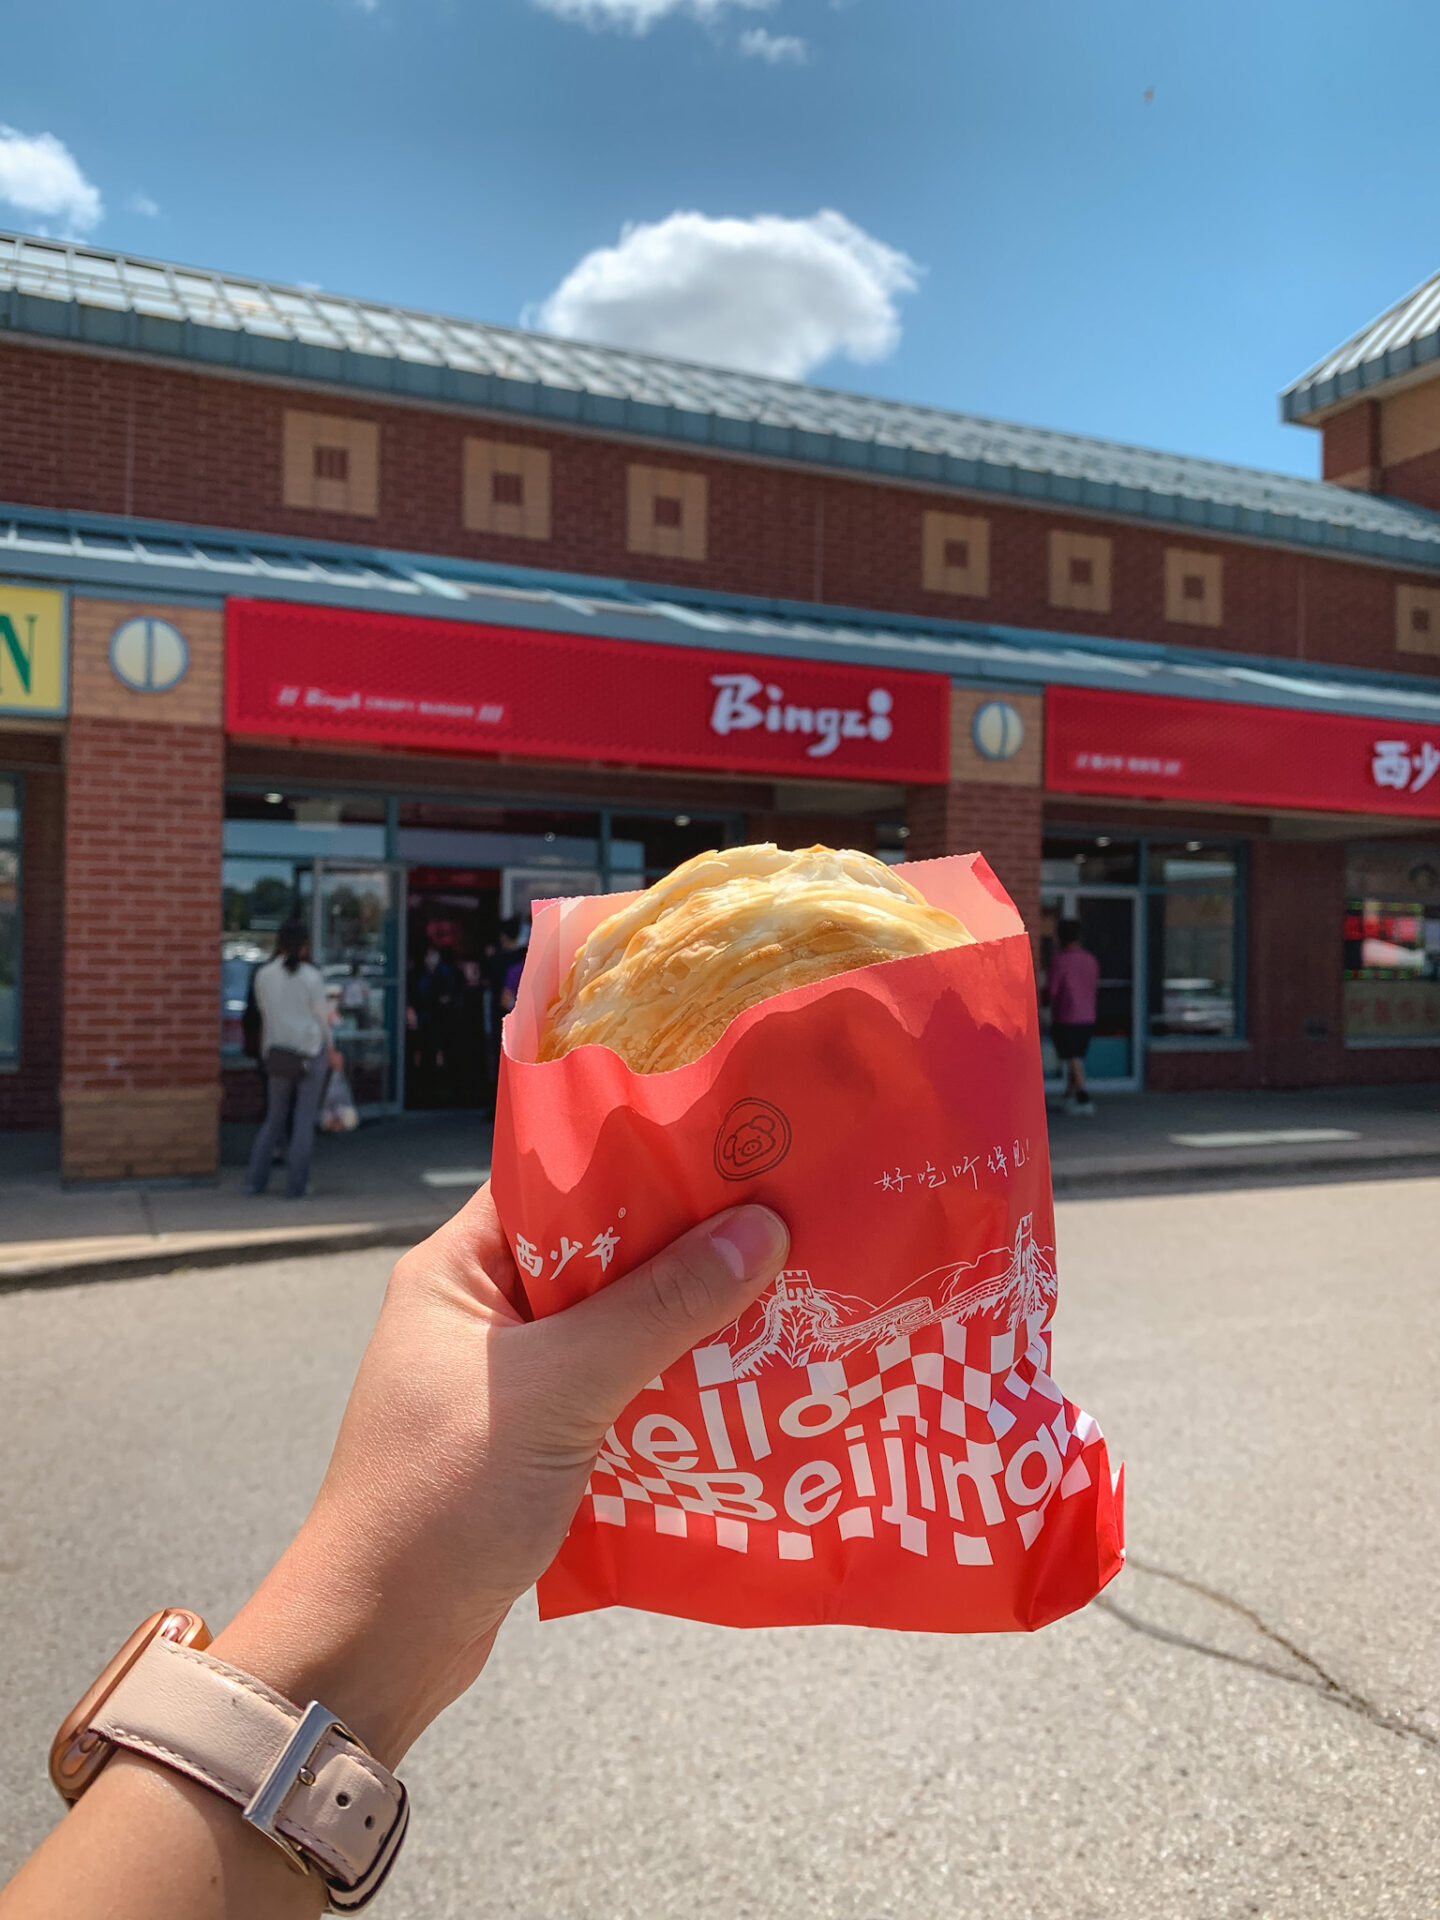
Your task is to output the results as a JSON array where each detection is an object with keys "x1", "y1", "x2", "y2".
[
  {"x1": 1047, "y1": 685, "x2": 1440, "y2": 817},
  {"x1": 225, "y1": 600, "x2": 950, "y2": 783}
]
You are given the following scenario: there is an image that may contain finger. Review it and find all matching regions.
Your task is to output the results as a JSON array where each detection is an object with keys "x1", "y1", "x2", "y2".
[
  {"x1": 394, "y1": 1182, "x2": 527, "y2": 1320},
  {"x1": 538, "y1": 1206, "x2": 789, "y2": 1429}
]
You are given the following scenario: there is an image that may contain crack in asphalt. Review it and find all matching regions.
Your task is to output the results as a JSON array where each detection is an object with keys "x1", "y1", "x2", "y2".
[{"x1": 1095, "y1": 1555, "x2": 1438, "y2": 1751}]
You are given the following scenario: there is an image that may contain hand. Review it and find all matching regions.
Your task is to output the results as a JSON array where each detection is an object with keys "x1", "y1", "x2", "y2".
[
  {"x1": 327, "y1": 1045, "x2": 344, "y2": 1072},
  {"x1": 208, "y1": 1183, "x2": 789, "y2": 1766}
]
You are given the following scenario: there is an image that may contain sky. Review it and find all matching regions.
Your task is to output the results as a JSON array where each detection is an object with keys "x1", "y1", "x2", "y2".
[{"x1": 4, "y1": 0, "x2": 1440, "y2": 478}]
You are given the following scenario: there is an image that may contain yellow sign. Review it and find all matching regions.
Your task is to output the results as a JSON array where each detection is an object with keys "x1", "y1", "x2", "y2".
[{"x1": 0, "y1": 584, "x2": 67, "y2": 716}]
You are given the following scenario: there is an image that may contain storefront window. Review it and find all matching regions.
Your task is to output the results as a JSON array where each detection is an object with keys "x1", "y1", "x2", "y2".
[
  {"x1": 1146, "y1": 844, "x2": 1239, "y2": 1039},
  {"x1": 1041, "y1": 836, "x2": 1139, "y2": 886},
  {"x1": 1343, "y1": 844, "x2": 1440, "y2": 1045},
  {"x1": 220, "y1": 791, "x2": 742, "y2": 1105},
  {"x1": 1041, "y1": 832, "x2": 1243, "y2": 1074},
  {"x1": 0, "y1": 777, "x2": 19, "y2": 1067}
]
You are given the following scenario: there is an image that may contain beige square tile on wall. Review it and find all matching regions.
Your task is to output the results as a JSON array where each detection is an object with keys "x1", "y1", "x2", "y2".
[
  {"x1": 922, "y1": 511, "x2": 990, "y2": 598},
  {"x1": 1396, "y1": 583, "x2": 1440, "y2": 657},
  {"x1": 1164, "y1": 548, "x2": 1224, "y2": 628},
  {"x1": 282, "y1": 411, "x2": 379, "y2": 516},
  {"x1": 627, "y1": 465, "x2": 708, "y2": 562},
  {"x1": 1048, "y1": 530, "x2": 1112, "y2": 615},
  {"x1": 463, "y1": 440, "x2": 552, "y2": 540}
]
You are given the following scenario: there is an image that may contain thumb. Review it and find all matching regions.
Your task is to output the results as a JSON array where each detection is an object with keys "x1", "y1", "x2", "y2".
[{"x1": 540, "y1": 1206, "x2": 789, "y2": 1431}]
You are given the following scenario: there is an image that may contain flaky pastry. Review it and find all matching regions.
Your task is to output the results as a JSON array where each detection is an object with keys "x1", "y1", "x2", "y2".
[{"x1": 538, "y1": 842, "x2": 972, "y2": 1073}]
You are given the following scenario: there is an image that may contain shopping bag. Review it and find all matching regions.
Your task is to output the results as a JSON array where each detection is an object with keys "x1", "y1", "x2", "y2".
[
  {"x1": 491, "y1": 853, "x2": 1123, "y2": 1633},
  {"x1": 319, "y1": 1068, "x2": 359, "y2": 1133}
]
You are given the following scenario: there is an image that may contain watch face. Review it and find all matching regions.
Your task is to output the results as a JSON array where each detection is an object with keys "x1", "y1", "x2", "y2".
[{"x1": 49, "y1": 1610, "x2": 211, "y2": 1804}]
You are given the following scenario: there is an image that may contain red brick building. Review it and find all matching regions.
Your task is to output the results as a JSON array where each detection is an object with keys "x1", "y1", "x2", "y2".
[{"x1": 2, "y1": 231, "x2": 1439, "y2": 1178}]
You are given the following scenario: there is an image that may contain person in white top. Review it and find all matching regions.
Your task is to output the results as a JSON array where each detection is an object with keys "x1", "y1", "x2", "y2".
[{"x1": 245, "y1": 921, "x2": 343, "y2": 1199}]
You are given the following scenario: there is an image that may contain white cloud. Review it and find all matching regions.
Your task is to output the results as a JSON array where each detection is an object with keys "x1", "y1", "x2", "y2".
[
  {"x1": 738, "y1": 26, "x2": 806, "y2": 61},
  {"x1": 532, "y1": 0, "x2": 774, "y2": 32},
  {"x1": 533, "y1": 209, "x2": 919, "y2": 380},
  {"x1": 127, "y1": 191, "x2": 160, "y2": 218},
  {"x1": 0, "y1": 126, "x2": 103, "y2": 236}
]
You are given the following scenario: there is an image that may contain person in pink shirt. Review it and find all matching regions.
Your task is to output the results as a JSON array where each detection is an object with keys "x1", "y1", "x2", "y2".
[{"x1": 1048, "y1": 918, "x2": 1101, "y2": 1113}]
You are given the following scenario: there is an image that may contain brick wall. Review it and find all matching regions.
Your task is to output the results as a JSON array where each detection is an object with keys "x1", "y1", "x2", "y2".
[
  {"x1": 62, "y1": 716, "x2": 223, "y2": 1175},
  {"x1": 4, "y1": 339, "x2": 1438, "y2": 683},
  {"x1": 904, "y1": 782, "x2": 1043, "y2": 938},
  {"x1": 1378, "y1": 449, "x2": 1440, "y2": 512},
  {"x1": 0, "y1": 744, "x2": 63, "y2": 1129},
  {"x1": 1321, "y1": 401, "x2": 1381, "y2": 486},
  {"x1": 60, "y1": 597, "x2": 225, "y2": 1179}
]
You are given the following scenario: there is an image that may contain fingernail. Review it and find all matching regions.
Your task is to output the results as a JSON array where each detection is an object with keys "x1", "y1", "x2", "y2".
[{"x1": 709, "y1": 1206, "x2": 789, "y2": 1281}]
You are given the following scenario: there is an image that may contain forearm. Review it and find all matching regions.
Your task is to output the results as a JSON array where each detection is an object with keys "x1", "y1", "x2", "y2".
[{"x1": 0, "y1": 1753, "x2": 324, "y2": 1920}]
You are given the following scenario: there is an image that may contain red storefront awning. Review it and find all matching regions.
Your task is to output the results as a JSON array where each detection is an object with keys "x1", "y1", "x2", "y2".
[
  {"x1": 1046, "y1": 685, "x2": 1440, "y2": 817},
  {"x1": 225, "y1": 599, "x2": 952, "y2": 785}
]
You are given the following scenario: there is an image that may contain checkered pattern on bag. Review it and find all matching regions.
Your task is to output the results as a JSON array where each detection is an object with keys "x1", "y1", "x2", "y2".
[{"x1": 583, "y1": 1307, "x2": 1105, "y2": 1565}]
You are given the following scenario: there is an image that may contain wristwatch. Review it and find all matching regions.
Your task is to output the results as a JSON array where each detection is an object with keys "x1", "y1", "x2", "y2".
[{"x1": 49, "y1": 1611, "x2": 409, "y2": 1911}]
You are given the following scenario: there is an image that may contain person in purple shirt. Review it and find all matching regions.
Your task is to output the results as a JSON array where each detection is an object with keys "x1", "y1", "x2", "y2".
[{"x1": 1048, "y1": 918, "x2": 1101, "y2": 1114}]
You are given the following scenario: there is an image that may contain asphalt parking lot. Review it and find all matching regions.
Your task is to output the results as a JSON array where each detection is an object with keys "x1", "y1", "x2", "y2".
[{"x1": 2, "y1": 1174, "x2": 1436, "y2": 1918}]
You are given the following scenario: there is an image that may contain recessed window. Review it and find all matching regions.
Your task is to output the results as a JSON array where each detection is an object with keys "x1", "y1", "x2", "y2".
[
  {"x1": 922, "y1": 511, "x2": 989, "y2": 598},
  {"x1": 628, "y1": 465, "x2": 707, "y2": 562},
  {"x1": 1413, "y1": 606, "x2": 1432, "y2": 634},
  {"x1": 1164, "y1": 548, "x2": 1223, "y2": 628},
  {"x1": 464, "y1": 440, "x2": 551, "y2": 540},
  {"x1": 283, "y1": 411, "x2": 379, "y2": 517},
  {"x1": 313, "y1": 445, "x2": 349, "y2": 484},
  {"x1": 1049, "y1": 532, "x2": 1112, "y2": 613}
]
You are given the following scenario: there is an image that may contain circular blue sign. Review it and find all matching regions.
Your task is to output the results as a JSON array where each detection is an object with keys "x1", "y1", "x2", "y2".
[
  {"x1": 972, "y1": 699, "x2": 1025, "y2": 761},
  {"x1": 109, "y1": 617, "x2": 190, "y2": 694}
]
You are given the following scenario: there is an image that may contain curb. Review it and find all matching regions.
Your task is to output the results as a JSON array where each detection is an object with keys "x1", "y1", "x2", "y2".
[
  {"x1": 1052, "y1": 1147, "x2": 1440, "y2": 1199},
  {"x1": 0, "y1": 1218, "x2": 442, "y2": 1294},
  {"x1": 5, "y1": 1151, "x2": 1439, "y2": 1290}
]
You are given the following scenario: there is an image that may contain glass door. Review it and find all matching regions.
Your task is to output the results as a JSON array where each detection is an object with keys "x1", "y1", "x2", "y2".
[
  {"x1": 308, "y1": 860, "x2": 404, "y2": 1115},
  {"x1": 1040, "y1": 887, "x2": 1142, "y2": 1089}
]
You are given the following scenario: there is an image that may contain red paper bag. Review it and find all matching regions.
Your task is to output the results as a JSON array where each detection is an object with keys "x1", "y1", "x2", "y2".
[{"x1": 491, "y1": 853, "x2": 1124, "y2": 1632}]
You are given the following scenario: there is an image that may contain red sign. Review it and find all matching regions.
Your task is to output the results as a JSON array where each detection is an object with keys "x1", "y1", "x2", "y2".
[
  {"x1": 225, "y1": 601, "x2": 950, "y2": 784},
  {"x1": 1047, "y1": 686, "x2": 1440, "y2": 817}
]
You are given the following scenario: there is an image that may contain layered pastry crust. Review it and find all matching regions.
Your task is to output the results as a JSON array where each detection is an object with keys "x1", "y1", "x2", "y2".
[{"x1": 538, "y1": 842, "x2": 972, "y2": 1073}]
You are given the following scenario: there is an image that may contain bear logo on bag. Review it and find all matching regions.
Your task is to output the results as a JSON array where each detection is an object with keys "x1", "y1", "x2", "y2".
[{"x1": 714, "y1": 1097, "x2": 792, "y2": 1180}]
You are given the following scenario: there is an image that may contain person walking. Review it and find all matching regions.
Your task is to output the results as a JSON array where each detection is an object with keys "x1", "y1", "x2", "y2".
[
  {"x1": 245, "y1": 920, "x2": 343, "y2": 1198},
  {"x1": 1048, "y1": 917, "x2": 1101, "y2": 1114}
]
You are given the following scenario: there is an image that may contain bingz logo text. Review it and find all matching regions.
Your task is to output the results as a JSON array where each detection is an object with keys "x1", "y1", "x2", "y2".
[{"x1": 709, "y1": 673, "x2": 894, "y2": 760}]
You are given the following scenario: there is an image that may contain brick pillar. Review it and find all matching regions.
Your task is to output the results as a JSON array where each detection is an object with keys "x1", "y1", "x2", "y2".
[
  {"x1": 62, "y1": 601, "x2": 224, "y2": 1180},
  {"x1": 905, "y1": 689, "x2": 1044, "y2": 937}
]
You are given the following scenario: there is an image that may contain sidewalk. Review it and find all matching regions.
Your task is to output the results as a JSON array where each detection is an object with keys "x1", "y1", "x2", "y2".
[
  {"x1": 2, "y1": 1085, "x2": 1437, "y2": 1288},
  {"x1": 0, "y1": 1112, "x2": 494, "y2": 1288}
]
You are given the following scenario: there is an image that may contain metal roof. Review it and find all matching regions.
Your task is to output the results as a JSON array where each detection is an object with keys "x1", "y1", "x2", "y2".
[
  {"x1": 7, "y1": 229, "x2": 1440, "y2": 574},
  {"x1": 1282, "y1": 268, "x2": 1440, "y2": 424},
  {"x1": 6, "y1": 499, "x2": 1440, "y2": 730}
]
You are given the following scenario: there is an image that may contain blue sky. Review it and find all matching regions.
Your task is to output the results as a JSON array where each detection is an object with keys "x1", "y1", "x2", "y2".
[{"x1": 4, "y1": 0, "x2": 1440, "y2": 477}]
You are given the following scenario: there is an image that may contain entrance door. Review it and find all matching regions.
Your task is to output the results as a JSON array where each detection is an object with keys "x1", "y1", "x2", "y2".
[
  {"x1": 1040, "y1": 888, "x2": 1141, "y2": 1089},
  {"x1": 307, "y1": 860, "x2": 404, "y2": 1115}
]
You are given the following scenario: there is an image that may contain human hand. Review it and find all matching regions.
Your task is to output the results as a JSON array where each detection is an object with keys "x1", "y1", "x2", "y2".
[
  {"x1": 327, "y1": 1045, "x2": 344, "y2": 1072},
  {"x1": 208, "y1": 1183, "x2": 788, "y2": 1767}
]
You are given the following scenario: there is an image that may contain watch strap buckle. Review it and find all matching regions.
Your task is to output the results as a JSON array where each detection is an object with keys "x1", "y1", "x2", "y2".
[{"x1": 242, "y1": 1700, "x2": 409, "y2": 1912}]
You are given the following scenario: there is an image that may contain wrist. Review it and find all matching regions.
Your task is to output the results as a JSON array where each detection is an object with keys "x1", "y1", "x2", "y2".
[{"x1": 209, "y1": 1525, "x2": 505, "y2": 1769}]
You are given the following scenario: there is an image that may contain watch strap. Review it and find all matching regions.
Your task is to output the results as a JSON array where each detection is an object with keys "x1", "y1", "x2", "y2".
[{"x1": 91, "y1": 1637, "x2": 407, "y2": 1911}]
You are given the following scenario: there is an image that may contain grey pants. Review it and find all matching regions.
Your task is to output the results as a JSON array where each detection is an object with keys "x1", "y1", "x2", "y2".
[{"x1": 246, "y1": 1049, "x2": 329, "y2": 1198}]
